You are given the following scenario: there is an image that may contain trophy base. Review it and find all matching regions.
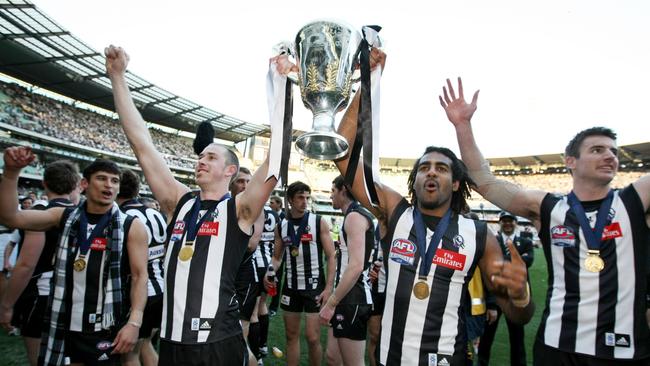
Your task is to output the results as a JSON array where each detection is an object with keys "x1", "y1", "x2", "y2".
[{"x1": 295, "y1": 131, "x2": 349, "y2": 160}]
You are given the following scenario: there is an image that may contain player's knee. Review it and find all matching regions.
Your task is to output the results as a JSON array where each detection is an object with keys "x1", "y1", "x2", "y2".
[
  {"x1": 306, "y1": 332, "x2": 320, "y2": 347},
  {"x1": 326, "y1": 349, "x2": 341, "y2": 366},
  {"x1": 285, "y1": 326, "x2": 300, "y2": 340}
]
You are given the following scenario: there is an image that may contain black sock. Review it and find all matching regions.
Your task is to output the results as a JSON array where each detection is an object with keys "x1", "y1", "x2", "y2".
[
  {"x1": 259, "y1": 314, "x2": 269, "y2": 348},
  {"x1": 248, "y1": 321, "x2": 261, "y2": 359}
]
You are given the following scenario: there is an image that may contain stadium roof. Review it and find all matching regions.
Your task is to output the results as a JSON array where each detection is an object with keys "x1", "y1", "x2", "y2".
[
  {"x1": 0, "y1": 0, "x2": 268, "y2": 142},
  {"x1": 486, "y1": 141, "x2": 650, "y2": 169}
]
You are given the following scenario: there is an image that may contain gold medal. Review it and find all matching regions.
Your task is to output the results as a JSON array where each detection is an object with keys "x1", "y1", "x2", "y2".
[
  {"x1": 178, "y1": 246, "x2": 194, "y2": 262},
  {"x1": 290, "y1": 247, "x2": 299, "y2": 257},
  {"x1": 585, "y1": 250, "x2": 605, "y2": 272},
  {"x1": 73, "y1": 258, "x2": 87, "y2": 272},
  {"x1": 413, "y1": 280, "x2": 430, "y2": 300}
]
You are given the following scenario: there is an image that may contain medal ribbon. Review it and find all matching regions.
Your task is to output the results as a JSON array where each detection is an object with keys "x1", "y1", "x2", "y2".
[
  {"x1": 76, "y1": 207, "x2": 112, "y2": 257},
  {"x1": 287, "y1": 213, "x2": 310, "y2": 249},
  {"x1": 344, "y1": 25, "x2": 382, "y2": 207},
  {"x1": 183, "y1": 193, "x2": 231, "y2": 244},
  {"x1": 567, "y1": 190, "x2": 613, "y2": 253},
  {"x1": 413, "y1": 208, "x2": 452, "y2": 279}
]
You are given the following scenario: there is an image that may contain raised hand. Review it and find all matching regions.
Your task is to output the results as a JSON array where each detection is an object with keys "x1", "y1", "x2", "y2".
[
  {"x1": 439, "y1": 77, "x2": 479, "y2": 126},
  {"x1": 3, "y1": 146, "x2": 35, "y2": 171},
  {"x1": 270, "y1": 54, "x2": 298, "y2": 76},
  {"x1": 369, "y1": 47, "x2": 386, "y2": 72},
  {"x1": 104, "y1": 45, "x2": 130, "y2": 77},
  {"x1": 490, "y1": 240, "x2": 528, "y2": 303}
]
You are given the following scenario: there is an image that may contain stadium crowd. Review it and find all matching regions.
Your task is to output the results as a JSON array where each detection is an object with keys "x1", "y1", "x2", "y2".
[{"x1": 1, "y1": 81, "x2": 196, "y2": 169}]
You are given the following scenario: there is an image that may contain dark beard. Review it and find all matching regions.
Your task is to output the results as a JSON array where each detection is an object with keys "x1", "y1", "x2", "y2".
[{"x1": 419, "y1": 198, "x2": 444, "y2": 210}]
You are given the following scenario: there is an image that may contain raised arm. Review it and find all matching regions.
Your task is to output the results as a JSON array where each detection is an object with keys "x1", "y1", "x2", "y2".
[
  {"x1": 332, "y1": 49, "x2": 402, "y2": 222},
  {"x1": 440, "y1": 78, "x2": 546, "y2": 226},
  {"x1": 105, "y1": 45, "x2": 189, "y2": 217},
  {"x1": 237, "y1": 154, "x2": 278, "y2": 233},
  {"x1": 0, "y1": 147, "x2": 64, "y2": 231}
]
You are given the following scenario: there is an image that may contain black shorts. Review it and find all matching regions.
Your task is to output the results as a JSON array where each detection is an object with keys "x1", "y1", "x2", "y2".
[
  {"x1": 65, "y1": 330, "x2": 120, "y2": 365},
  {"x1": 236, "y1": 280, "x2": 260, "y2": 321},
  {"x1": 158, "y1": 334, "x2": 248, "y2": 366},
  {"x1": 140, "y1": 294, "x2": 163, "y2": 338},
  {"x1": 533, "y1": 340, "x2": 650, "y2": 366},
  {"x1": 280, "y1": 287, "x2": 322, "y2": 313},
  {"x1": 331, "y1": 304, "x2": 371, "y2": 341},
  {"x1": 371, "y1": 291, "x2": 386, "y2": 316},
  {"x1": 14, "y1": 290, "x2": 48, "y2": 338},
  {"x1": 255, "y1": 266, "x2": 268, "y2": 294}
]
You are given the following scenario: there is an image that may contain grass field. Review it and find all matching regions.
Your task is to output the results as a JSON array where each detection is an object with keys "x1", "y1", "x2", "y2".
[{"x1": 0, "y1": 248, "x2": 548, "y2": 366}]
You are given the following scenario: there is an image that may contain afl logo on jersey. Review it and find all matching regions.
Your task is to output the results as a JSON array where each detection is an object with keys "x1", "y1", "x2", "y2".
[
  {"x1": 389, "y1": 238, "x2": 416, "y2": 265},
  {"x1": 551, "y1": 225, "x2": 576, "y2": 247}
]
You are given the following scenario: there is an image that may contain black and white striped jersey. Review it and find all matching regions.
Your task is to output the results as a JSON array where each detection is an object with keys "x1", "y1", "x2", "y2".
[
  {"x1": 254, "y1": 206, "x2": 278, "y2": 270},
  {"x1": 65, "y1": 209, "x2": 133, "y2": 333},
  {"x1": 370, "y1": 224, "x2": 387, "y2": 294},
  {"x1": 379, "y1": 199, "x2": 486, "y2": 366},
  {"x1": 28, "y1": 199, "x2": 74, "y2": 296},
  {"x1": 280, "y1": 212, "x2": 325, "y2": 291},
  {"x1": 537, "y1": 185, "x2": 649, "y2": 360},
  {"x1": 335, "y1": 202, "x2": 373, "y2": 305},
  {"x1": 161, "y1": 192, "x2": 250, "y2": 344},
  {"x1": 120, "y1": 199, "x2": 167, "y2": 297}
]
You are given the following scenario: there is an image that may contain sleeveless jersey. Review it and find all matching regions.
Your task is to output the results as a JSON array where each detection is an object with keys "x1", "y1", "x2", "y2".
[
  {"x1": 379, "y1": 199, "x2": 486, "y2": 365},
  {"x1": 280, "y1": 212, "x2": 325, "y2": 291},
  {"x1": 537, "y1": 186, "x2": 649, "y2": 359},
  {"x1": 120, "y1": 199, "x2": 167, "y2": 297},
  {"x1": 160, "y1": 192, "x2": 250, "y2": 344},
  {"x1": 335, "y1": 202, "x2": 374, "y2": 305}
]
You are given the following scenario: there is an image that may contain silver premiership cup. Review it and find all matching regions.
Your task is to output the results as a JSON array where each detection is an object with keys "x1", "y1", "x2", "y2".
[{"x1": 294, "y1": 21, "x2": 362, "y2": 160}]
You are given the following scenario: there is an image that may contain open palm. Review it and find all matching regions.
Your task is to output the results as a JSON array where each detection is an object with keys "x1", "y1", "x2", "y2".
[{"x1": 439, "y1": 77, "x2": 479, "y2": 126}]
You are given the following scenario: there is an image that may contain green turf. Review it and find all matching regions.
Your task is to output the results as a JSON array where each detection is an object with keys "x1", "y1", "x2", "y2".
[
  {"x1": 0, "y1": 331, "x2": 27, "y2": 366},
  {"x1": 485, "y1": 247, "x2": 547, "y2": 366},
  {"x1": 0, "y1": 248, "x2": 548, "y2": 365}
]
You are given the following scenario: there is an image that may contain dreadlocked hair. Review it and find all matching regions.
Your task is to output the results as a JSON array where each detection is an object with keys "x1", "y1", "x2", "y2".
[{"x1": 406, "y1": 146, "x2": 475, "y2": 215}]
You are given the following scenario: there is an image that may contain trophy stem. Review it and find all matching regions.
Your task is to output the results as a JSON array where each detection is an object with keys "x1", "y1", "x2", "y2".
[
  {"x1": 295, "y1": 111, "x2": 349, "y2": 160},
  {"x1": 312, "y1": 112, "x2": 335, "y2": 132}
]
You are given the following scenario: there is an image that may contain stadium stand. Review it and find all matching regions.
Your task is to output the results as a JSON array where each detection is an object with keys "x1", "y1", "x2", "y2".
[{"x1": 1, "y1": 80, "x2": 197, "y2": 168}]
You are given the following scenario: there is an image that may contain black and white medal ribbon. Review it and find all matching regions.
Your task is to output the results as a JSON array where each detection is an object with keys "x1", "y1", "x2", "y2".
[
  {"x1": 266, "y1": 42, "x2": 293, "y2": 189},
  {"x1": 345, "y1": 25, "x2": 382, "y2": 207}
]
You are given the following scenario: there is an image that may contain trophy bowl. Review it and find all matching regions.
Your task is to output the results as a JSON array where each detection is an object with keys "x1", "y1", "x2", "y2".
[{"x1": 294, "y1": 20, "x2": 362, "y2": 160}]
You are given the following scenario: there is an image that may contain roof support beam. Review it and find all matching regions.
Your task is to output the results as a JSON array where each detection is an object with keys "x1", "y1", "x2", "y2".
[
  {"x1": 2, "y1": 31, "x2": 69, "y2": 39},
  {"x1": 155, "y1": 106, "x2": 202, "y2": 123}
]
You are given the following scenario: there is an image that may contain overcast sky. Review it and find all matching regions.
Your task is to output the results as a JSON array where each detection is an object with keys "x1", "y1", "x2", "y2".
[{"x1": 33, "y1": 0, "x2": 650, "y2": 159}]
